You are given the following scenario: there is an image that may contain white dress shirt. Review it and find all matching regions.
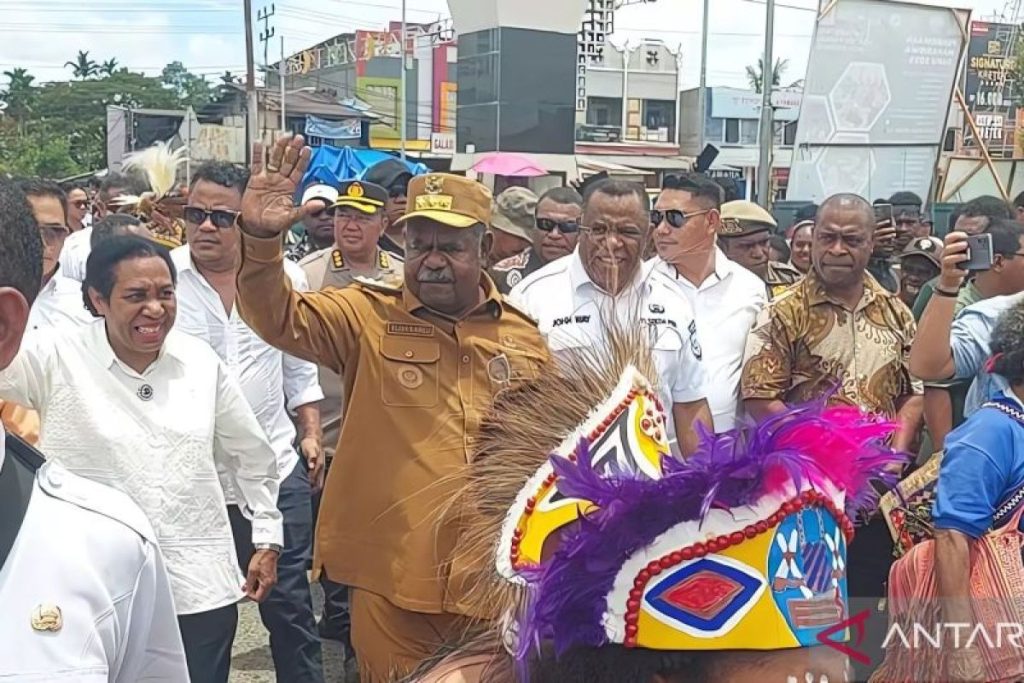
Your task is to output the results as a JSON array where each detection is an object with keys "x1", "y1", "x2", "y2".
[
  {"x1": 58, "y1": 226, "x2": 92, "y2": 283},
  {"x1": 0, "y1": 440, "x2": 189, "y2": 682},
  {"x1": 509, "y1": 250, "x2": 708, "y2": 450},
  {"x1": 0, "y1": 319, "x2": 283, "y2": 615},
  {"x1": 171, "y1": 245, "x2": 323, "y2": 489},
  {"x1": 651, "y1": 250, "x2": 767, "y2": 432},
  {"x1": 27, "y1": 270, "x2": 93, "y2": 333}
]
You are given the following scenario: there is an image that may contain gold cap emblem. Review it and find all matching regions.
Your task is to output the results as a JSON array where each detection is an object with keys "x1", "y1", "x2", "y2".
[
  {"x1": 347, "y1": 182, "x2": 365, "y2": 198},
  {"x1": 31, "y1": 604, "x2": 62, "y2": 632},
  {"x1": 424, "y1": 175, "x2": 444, "y2": 195}
]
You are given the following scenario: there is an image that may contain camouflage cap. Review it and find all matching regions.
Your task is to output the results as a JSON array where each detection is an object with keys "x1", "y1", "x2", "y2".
[{"x1": 490, "y1": 187, "x2": 538, "y2": 242}]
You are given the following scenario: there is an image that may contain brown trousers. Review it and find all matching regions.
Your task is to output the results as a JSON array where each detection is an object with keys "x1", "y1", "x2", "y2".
[{"x1": 350, "y1": 589, "x2": 473, "y2": 683}]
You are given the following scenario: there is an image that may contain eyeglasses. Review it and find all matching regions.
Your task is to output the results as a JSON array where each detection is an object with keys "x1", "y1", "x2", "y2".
[
  {"x1": 39, "y1": 224, "x2": 70, "y2": 246},
  {"x1": 310, "y1": 205, "x2": 338, "y2": 219},
  {"x1": 184, "y1": 207, "x2": 239, "y2": 229},
  {"x1": 651, "y1": 208, "x2": 711, "y2": 229},
  {"x1": 536, "y1": 217, "x2": 581, "y2": 234},
  {"x1": 71, "y1": 200, "x2": 89, "y2": 210},
  {"x1": 581, "y1": 225, "x2": 645, "y2": 243}
]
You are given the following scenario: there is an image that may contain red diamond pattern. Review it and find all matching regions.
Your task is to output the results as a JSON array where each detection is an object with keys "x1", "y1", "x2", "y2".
[{"x1": 662, "y1": 570, "x2": 744, "y2": 620}]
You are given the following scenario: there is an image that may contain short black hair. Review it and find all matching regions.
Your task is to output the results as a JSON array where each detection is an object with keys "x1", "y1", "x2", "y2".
[
  {"x1": 889, "y1": 191, "x2": 923, "y2": 207},
  {"x1": 661, "y1": 172, "x2": 723, "y2": 208},
  {"x1": 0, "y1": 182, "x2": 44, "y2": 304},
  {"x1": 584, "y1": 178, "x2": 651, "y2": 213},
  {"x1": 987, "y1": 218, "x2": 1024, "y2": 257},
  {"x1": 961, "y1": 195, "x2": 1013, "y2": 222},
  {"x1": 1012, "y1": 191, "x2": 1024, "y2": 210},
  {"x1": 989, "y1": 299, "x2": 1024, "y2": 385},
  {"x1": 538, "y1": 186, "x2": 583, "y2": 208},
  {"x1": 769, "y1": 234, "x2": 791, "y2": 262},
  {"x1": 793, "y1": 203, "x2": 818, "y2": 223},
  {"x1": 99, "y1": 171, "x2": 147, "y2": 200},
  {"x1": 91, "y1": 214, "x2": 145, "y2": 249},
  {"x1": 712, "y1": 177, "x2": 740, "y2": 203},
  {"x1": 190, "y1": 160, "x2": 250, "y2": 195},
  {"x1": 82, "y1": 235, "x2": 176, "y2": 317},
  {"x1": 14, "y1": 178, "x2": 68, "y2": 222}
]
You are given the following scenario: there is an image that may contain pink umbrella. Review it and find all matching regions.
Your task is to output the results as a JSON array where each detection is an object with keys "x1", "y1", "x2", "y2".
[{"x1": 470, "y1": 152, "x2": 547, "y2": 177}]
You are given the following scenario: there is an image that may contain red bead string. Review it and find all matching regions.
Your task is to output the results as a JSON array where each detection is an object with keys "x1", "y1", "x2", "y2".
[{"x1": 621, "y1": 489, "x2": 855, "y2": 648}]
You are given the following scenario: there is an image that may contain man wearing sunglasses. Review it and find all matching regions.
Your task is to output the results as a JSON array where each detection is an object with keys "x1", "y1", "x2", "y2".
[
  {"x1": 718, "y1": 200, "x2": 802, "y2": 300},
  {"x1": 364, "y1": 158, "x2": 414, "y2": 260},
  {"x1": 173, "y1": 161, "x2": 328, "y2": 683},
  {"x1": 287, "y1": 182, "x2": 340, "y2": 263},
  {"x1": 491, "y1": 186, "x2": 583, "y2": 294},
  {"x1": 649, "y1": 173, "x2": 767, "y2": 433}
]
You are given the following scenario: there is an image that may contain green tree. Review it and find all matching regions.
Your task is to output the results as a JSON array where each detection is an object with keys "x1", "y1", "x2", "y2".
[
  {"x1": 161, "y1": 61, "x2": 212, "y2": 108},
  {"x1": 745, "y1": 57, "x2": 789, "y2": 94},
  {"x1": 220, "y1": 70, "x2": 240, "y2": 85},
  {"x1": 64, "y1": 50, "x2": 98, "y2": 80},
  {"x1": 1, "y1": 68, "x2": 36, "y2": 122},
  {"x1": 100, "y1": 59, "x2": 120, "y2": 77}
]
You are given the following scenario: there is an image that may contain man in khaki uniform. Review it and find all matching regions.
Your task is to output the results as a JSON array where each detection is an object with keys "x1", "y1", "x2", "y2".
[
  {"x1": 236, "y1": 135, "x2": 550, "y2": 682},
  {"x1": 485, "y1": 186, "x2": 536, "y2": 266},
  {"x1": 718, "y1": 200, "x2": 803, "y2": 300},
  {"x1": 298, "y1": 178, "x2": 403, "y2": 653}
]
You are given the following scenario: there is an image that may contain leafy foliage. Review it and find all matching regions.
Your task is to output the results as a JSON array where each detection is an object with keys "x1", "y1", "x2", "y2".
[
  {"x1": 745, "y1": 57, "x2": 790, "y2": 94},
  {"x1": 0, "y1": 54, "x2": 220, "y2": 178}
]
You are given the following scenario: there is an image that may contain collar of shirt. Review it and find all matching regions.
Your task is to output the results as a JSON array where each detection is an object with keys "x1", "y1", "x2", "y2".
[
  {"x1": 652, "y1": 248, "x2": 734, "y2": 292},
  {"x1": 804, "y1": 269, "x2": 890, "y2": 311},
  {"x1": 82, "y1": 318, "x2": 184, "y2": 379},
  {"x1": 401, "y1": 273, "x2": 503, "y2": 320}
]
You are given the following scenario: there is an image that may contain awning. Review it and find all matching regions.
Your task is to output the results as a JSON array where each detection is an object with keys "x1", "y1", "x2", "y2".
[
  {"x1": 578, "y1": 154, "x2": 694, "y2": 172},
  {"x1": 713, "y1": 147, "x2": 793, "y2": 169},
  {"x1": 575, "y1": 155, "x2": 647, "y2": 177}
]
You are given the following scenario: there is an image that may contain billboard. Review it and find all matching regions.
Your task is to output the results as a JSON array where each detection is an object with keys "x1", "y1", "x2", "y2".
[
  {"x1": 963, "y1": 21, "x2": 1019, "y2": 157},
  {"x1": 787, "y1": 0, "x2": 968, "y2": 202}
]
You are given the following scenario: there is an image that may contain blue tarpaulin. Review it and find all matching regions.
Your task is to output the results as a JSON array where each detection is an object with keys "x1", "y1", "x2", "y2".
[{"x1": 301, "y1": 145, "x2": 428, "y2": 190}]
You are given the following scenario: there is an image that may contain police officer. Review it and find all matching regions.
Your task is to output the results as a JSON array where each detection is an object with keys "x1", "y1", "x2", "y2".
[
  {"x1": 486, "y1": 186, "x2": 536, "y2": 267},
  {"x1": 235, "y1": 134, "x2": 549, "y2": 682},
  {"x1": 0, "y1": 180, "x2": 188, "y2": 681},
  {"x1": 718, "y1": 199, "x2": 802, "y2": 299}
]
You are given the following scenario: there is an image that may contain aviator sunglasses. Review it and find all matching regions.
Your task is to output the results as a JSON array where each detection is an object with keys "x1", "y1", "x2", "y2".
[
  {"x1": 650, "y1": 208, "x2": 711, "y2": 229},
  {"x1": 184, "y1": 207, "x2": 241, "y2": 229},
  {"x1": 536, "y1": 217, "x2": 581, "y2": 234}
]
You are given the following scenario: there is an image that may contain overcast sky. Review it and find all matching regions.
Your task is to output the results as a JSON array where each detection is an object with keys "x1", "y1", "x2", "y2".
[{"x1": 0, "y1": 0, "x2": 1012, "y2": 89}]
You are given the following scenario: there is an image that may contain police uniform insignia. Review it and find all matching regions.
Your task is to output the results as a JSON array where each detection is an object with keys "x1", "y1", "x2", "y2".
[
  {"x1": 688, "y1": 319, "x2": 703, "y2": 360},
  {"x1": 387, "y1": 322, "x2": 434, "y2": 338},
  {"x1": 379, "y1": 251, "x2": 390, "y2": 270},
  {"x1": 507, "y1": 270, "x2": 523, "y2": 289},
  {"x1": 31, "y1": 604, "x2": 62, "y2": 632},
  {"x1": 348, "y1": 182, "x2": 365, "y2": 198},
  {"x1": 331, "y1": 250, "x2": 345, "y2": 270},
  {"x1": 424, "y1": 175, "x2": 444, "y2": 195}
]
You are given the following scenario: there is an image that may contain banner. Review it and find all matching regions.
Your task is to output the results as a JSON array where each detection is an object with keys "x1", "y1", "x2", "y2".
[
  {"x1": 304, "y1": 116, "x2": 362, "y2": 141},
  {"x1": 788, "y1": 0, "x2": 968, "y2": 201},
  {"x1": 963, "y1": 21, "x2": 1019, "y2": 157}
]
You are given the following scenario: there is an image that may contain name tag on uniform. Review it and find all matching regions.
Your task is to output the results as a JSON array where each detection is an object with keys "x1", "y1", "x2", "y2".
[{"x1": 386, "y1": 322, "x2": 435, "y2": 338}]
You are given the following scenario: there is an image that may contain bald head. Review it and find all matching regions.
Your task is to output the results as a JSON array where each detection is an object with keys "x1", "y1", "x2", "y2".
[{"x1": 817, "y1": 193, "x2": 873, "y2": 224}]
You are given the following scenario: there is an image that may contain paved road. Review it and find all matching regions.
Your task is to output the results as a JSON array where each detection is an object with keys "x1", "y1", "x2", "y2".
[{"x1": 229, "y1": 583, "x2": 352, "y2": 683}]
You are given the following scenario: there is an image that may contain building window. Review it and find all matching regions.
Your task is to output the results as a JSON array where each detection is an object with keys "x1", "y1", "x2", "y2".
[
  {"x1": 740, "y1": 120, "x2": 758, "y2": 145},
  {"x1": 643, "y1": 100, "x2": 676, "y2": 141},
  {"x1": 705, "y1": 118, "x2": 724, "y2": 142},
  {"x1": 725, "y1": 118, "x2": 740, "y2": 144},
  {"x1": 587, "y1": 97, "x2": 622, "y2": 127}
]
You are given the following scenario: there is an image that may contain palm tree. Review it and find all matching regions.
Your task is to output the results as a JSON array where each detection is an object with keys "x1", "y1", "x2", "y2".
[
  {"x1": 1, "y1": 68, "x2": 36, "y2": 120},
  {"x1": 64, "y1": 50, "x2": 98, "y2": 80},
  {"x1": 100, "y1": 58, "x2": 120, "y2": 77},
  {"x1": 220, "y1": 70, "x2": 240, "y2": 85},
  {"x1": 745, "y1": 57, "x2": 789, "y2": 94}
]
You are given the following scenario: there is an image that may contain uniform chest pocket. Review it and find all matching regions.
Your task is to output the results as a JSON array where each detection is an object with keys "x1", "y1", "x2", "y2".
[{"x1": 379, "y1": 337, "x2": 440, "y2": 408}]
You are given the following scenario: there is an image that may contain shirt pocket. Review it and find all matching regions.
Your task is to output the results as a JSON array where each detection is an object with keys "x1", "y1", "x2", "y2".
[{"x1": 379, "y1": 337, "x2": 441, "y2": 408}]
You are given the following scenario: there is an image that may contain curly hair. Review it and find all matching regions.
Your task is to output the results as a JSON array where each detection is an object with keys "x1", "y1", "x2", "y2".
[{"x1": 989, "y1": 299, "x2": 1024, "y2": 385}]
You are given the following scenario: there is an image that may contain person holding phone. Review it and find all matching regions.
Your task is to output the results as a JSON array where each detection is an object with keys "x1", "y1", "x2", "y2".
[{"x1": 870, "y1": 199, "x2": 900, "y2": 292}]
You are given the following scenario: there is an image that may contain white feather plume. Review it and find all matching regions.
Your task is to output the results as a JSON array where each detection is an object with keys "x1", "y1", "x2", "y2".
[{"x1": 120, "y1": 141, "x2": 188, "y2": 200}]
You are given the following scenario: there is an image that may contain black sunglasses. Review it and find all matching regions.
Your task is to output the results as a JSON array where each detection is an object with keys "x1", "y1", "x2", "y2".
[
  {"x1": 184, "y1": 207, "x2": 240, "y2": 229},
  {"x1": 536, "y1": 217, "x2": 580, "y2": 234},
  {"x1": 650, "y1": 208, "x2": 711, "y2": 229}
]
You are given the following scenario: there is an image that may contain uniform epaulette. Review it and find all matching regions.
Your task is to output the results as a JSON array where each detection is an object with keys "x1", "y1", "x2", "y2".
[
  {"x1": 354, "y1": 273, "x2": 404, "y2": 293},
  {"x1": 298, "y1": 247, "x2": 330, "y2": 268},
  {"x1": 37, "y1": 461, "x2": 157, "y2": 544}
]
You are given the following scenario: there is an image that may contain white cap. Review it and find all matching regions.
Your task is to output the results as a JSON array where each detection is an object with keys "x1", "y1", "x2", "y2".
[{"x1": 301, "y1": 183, "x2": 338, "y2": 206}]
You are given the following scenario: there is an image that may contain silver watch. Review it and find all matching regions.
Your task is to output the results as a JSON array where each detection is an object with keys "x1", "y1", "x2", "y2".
[{"x1": 254, "y1": 543, "x2": 282, "y2": 553}]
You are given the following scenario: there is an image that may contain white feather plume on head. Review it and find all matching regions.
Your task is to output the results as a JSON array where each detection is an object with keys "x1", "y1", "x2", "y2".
[{"x1": 115, "y1": 141, "x2": 188, "y2": 206}]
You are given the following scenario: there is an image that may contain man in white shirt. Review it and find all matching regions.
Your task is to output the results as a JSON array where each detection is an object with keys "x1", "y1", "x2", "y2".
[
  {"x1": 173, "y1": 161, "x2": 326, "y2": 683},
  {"x1": 649, "y1": 173, "x2": 768, "y2": 432},
  {"x1": 59, "y1": 172, "x2": 138, "y2": 283},
  {"x1": 0, "y1": 180, "x2": 189, "y2": 682},
  {"x1": 511, "y1": 178, "x2": 712, "y2": 455},
  {"x1": 0, "y1": 234, "x2": 284, "y2": 683}
]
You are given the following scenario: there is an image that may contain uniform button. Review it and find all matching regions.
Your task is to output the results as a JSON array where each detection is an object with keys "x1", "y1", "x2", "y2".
[
  {"x1": 404, "y1": 350, "x2": 414, "y2": 358},
  {"x1": 462, "y1": 355, "x2": 470, "y2": 364},
  {"x1": 47, "y1": 467, "x2": 64, "y2": 488}
]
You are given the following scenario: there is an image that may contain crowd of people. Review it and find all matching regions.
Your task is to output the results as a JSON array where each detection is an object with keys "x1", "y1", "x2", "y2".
[{"x1": 2, "y1": 132, "x2": 1024, "y2": 683}]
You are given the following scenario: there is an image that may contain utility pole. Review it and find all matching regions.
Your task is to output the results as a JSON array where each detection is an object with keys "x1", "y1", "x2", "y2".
[
  {"x1": 244, "y1": 0, "x2": 258, "y2": 163},
  {"x1": 697, "y1": 0, "x2": 709, "y2": 154},
  {"x1": 258, "y1": 4, "x2": 276, "y2": 73},
  {"x1": 756, "y1": 0, "x2": 776, "y2": 208},
  {"x1": 399, "y1": 0, "x2": 408, "y2": 160},
  {"x1": 280, "y1": 35, "x2": 286, "y2": 132}
]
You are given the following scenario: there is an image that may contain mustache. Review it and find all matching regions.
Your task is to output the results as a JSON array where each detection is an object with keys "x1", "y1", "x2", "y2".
[{"x1": 418, "y1": 268, "x2": 455, "y2": 283}]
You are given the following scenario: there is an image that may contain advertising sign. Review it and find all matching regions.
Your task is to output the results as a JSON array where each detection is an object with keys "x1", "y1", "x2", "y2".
[
  {"x1": 963, "y1": 21, "x2": 1019, "y2": 156},
  {"x1": 788, "y1": 0, "x2": 968, "y2": 201}
]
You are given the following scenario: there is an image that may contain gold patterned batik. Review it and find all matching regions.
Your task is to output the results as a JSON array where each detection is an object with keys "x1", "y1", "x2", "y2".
[{"x1": 740, "y1": 270, "x2": 921, "y2": 418}]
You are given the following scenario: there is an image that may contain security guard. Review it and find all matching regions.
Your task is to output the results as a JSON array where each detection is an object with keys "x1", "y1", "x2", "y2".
[
  {"x1": 718, "y1": 199, "x2": 803, "y2": 299},
  {"x1": 298, "y1": 178, "x2": 403, "y2": 291},
  {"x1": 236, "y1": 135, "x2": 549, "y2": 683}
]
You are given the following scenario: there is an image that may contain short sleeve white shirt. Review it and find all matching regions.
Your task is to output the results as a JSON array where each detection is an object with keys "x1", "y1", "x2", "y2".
[
  {"x1": 650, "y1": 251, "x2": 767, "y2": 432},
  {"x1": 57, "y1": 227, "x2": 92, "y2": 283},
  {"x1": 510, "y1": 251, "x2": 708, "y2": 450},
  {"x1": 28, "y1": 271, "x2": 93, "y2": 333}
]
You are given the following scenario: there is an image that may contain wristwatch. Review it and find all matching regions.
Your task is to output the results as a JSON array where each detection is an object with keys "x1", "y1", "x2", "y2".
[{"x1": 254, "y1": 543, "x2": 282, "y2": 554}]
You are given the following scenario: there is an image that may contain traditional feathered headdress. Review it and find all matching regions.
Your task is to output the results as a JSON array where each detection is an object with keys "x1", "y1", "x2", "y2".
[
  {"x1": 111, "y1": 141, "x2": 188, "y2": 248},
  {"x1": 452, "y1": 324, "x2": 906, "y2": 678}
]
